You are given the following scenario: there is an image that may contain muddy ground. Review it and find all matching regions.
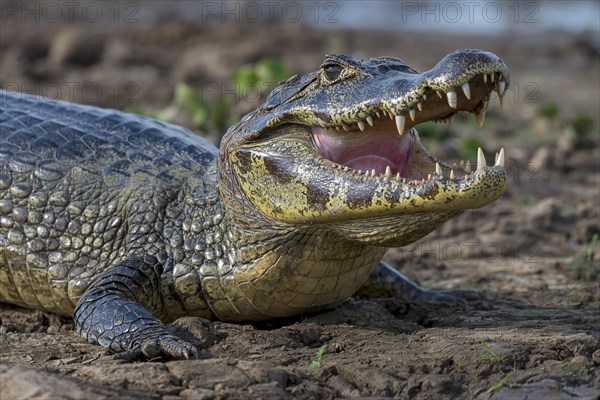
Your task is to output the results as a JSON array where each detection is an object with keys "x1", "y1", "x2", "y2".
[{"x1": 1, "y1": 6, "x2": 599, "y2": 400}]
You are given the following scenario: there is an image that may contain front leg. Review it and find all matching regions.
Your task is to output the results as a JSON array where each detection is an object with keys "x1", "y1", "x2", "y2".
[
  {"x1": 74, "y1": 255, "x2": 198, "y2": 360},
  {"x1": 355, "y1": 261, "x2": 486, "y2": 306}
]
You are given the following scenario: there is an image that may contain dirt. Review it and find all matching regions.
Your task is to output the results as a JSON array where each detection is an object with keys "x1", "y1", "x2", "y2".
[{"x1": 1, "y1": 6, "x2": 599, "y2": 400}]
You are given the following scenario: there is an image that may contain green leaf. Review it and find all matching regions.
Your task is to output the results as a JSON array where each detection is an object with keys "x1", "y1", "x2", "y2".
[
  {"x1": 255, "y1": 58, "x2": 290, "y2": 83},
  {"x1": 536, "y1": 102, "x2": 559, "y2": 120},
  {"x1": 209, "y1": 99, "x2": 232, "y2": 131},
  {"x1": 155, "y1": 105, "x2": 179, "y2": 122},
  {"x1": 233, "y1": 65, "x2": 260, "y2": 93},
  {"x1": 175, "y1": 83, "x2": 208, "y2": 127},
  {"x1": 459, "y1": 137, "x2": 483, "y2": 160},
  {"x1": 125, "y1": 104, "x2": 159, "y2": 119}
]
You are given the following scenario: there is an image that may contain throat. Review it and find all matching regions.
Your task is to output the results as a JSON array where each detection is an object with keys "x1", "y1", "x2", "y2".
[
  {"x1": 313, "y1": 127, "x2": 414, "y2": 176},
  {"x1": 208, "y1": 229, "x2": 385, "y2": 321}
]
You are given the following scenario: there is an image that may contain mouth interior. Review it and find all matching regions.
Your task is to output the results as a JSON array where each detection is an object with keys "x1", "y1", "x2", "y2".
[
  {"x1": 313, "y1": 124, "x2": 416, "y2": 178},
  {"x1": 311, "y1": 73, "x2": 501, "y2": 181}
]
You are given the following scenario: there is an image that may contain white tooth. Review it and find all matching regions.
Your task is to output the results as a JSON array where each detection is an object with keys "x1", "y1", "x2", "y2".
[
  {"x1": 436, "y1": 91, "x2": 443, "y2": 99},
  {"x1": 342, "y1": 125, "x2": 349, "y2": 131},
  {"x1": 461, "y1": 82, "x2": 471, "y2": 100},
  {"x1": 498, "y1": 80, "x2": 506, "y2": 96},
  {"x1": 483, "y1": 74, "x2": 488, "y2": 84},
  {"x1": 477, "y1": 147, "x2": 487, "y2": 170},
  {"x1": 417, "y1": 102, "x2": 423, "y2": 111},
  {"x1": 465, "y1": 160, "x2": 472, "y2": 173},
  {"x1": 395, "y1": 115, "x2": 406, "y2": 135},
  {"x1": 409, "y1": 109, "x2": 416, "y2": 121},
  {"x1": 375, "y1": 111, "x2": 381, "y2": 118},
  {"x1": 447, "y1": 90, "x2": 457, "y2": 108},
  {"x1": 395, "y1": 172, "x2": 401, "y2": 182},
  {"x1": 490, "y1": 72, "x2": 495, "y2": 82},
  {"x1": 343, "y1": 166, "x2": 349, "y2": 171},
  {"x1": 460, "y1": 160, "x2": 465, "y2": 169},
  {"x1": 385, "y1": 166, "x2": 392, "y2": 178},
  {"x1": 475, "y1": 108, "x2": 486, "y2": 129},
  {"x1": 371, "y1": 169, "x2": 376, "y2": 177},
  {"x1": 366, "y1": 116, "x2": 374, "y2": 126},
  {"x1": 335, "y1": 126, "x2": 340, "y2": 130},
  {"x1": 427, "y1": 173, "x2": 432, "y2": 180},
  {"x1": 358, "y1": 121, "x2": 366, "y2": 131},
  {"x1": 435, "y1": 162, "x2": 442, "y2": 175},
  {"x1": 495, "y1": 148, "x2": 505, "y2": 167},
  {"x1": 450, "y1": 169, "x2": 455, "y2": 180},
  {"x1": 498, "y1": 88, "x2": 505, "y2": 111},
  {"x1": 422, "y1": 94, "x2": 428, "y2": 101},
  {"x1": 495, "y1": 152, "x2": 499, "y2": 163}
]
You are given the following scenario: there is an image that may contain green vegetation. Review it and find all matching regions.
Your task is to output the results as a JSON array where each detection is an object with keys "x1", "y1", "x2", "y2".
[
  {"x1": 309, "y1": 344, "x2": 328, "y2": 369},
  {"x1": 569, "y1": 233, "x2": 599, "y2": 281},
  {"x1": 406, "y1": 332, "x2": 416, "y2": 349},
  {"x1": 478, "y1": 339, "x2": 505, "y2": 363},
  {"x1": 233, "y1": 57, "x2": 290, "y2": 91},
  {"x1": 128, "y1": 57, "x2": 290, "y2": 136},
  {"x1": 414, "y1": 120, "x2": 445, "y2": 139},
  {"x1": 570, "y1": 114, "x2": 595, "y2": 137},
  {"x1": 535, "y1": 102, "x2": 559, "y2": 120},
  {"x1": 482, "y1": 373, "x2": 510, "y2": 397},
  {"x1": 458, "y1": 136, "x2": 484, "y2": 161}
]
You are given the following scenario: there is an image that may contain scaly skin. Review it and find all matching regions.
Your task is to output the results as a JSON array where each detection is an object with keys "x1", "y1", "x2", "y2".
[{"x1": 0, "y1": 50, "x2": 510, "y2": 359}]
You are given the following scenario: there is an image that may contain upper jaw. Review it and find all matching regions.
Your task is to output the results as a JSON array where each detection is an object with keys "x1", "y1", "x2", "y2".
[
  {"x1": 309, "y1": 61, "x2": 508, "y2": 184},
  {"x1": 324, "y1": 65, "x2": 508, "y2": 135}
]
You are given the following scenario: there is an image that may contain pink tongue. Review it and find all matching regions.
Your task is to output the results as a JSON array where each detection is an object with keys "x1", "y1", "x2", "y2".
[{"x1": 312, "y1": 127, "x2": 413, "y2": 177}]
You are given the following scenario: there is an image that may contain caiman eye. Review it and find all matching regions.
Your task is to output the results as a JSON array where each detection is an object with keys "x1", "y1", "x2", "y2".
[{"x1": 322, "y1": 64, "x2": 344, "y2": 82}]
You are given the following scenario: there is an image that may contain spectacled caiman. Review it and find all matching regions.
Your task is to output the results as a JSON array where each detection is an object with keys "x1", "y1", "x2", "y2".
[{"x1": 0, "y1": 50, "x2": 510, "y2": 359}]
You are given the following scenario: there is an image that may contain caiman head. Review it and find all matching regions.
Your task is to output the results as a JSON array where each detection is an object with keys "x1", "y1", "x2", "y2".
[{"x1": 219, "y1": 50, "x2": 509, "y2": 247}]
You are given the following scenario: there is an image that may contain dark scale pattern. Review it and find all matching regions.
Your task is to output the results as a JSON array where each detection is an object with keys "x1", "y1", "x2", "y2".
[
  {"x1": 0, "y1": 90, "x2": 220, "y2": 358},
  {"x1": 74, "y1": 255, "x2": 197, "y2": 359}
]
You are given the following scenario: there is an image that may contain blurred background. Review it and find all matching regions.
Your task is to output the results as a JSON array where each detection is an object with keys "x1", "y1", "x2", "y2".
[
  {"x1": 1, "y1": 1, "x2": 598, "y2": 140},
  {"x1": 1, "y1": 0, "x2": 598, "y2": 299}
]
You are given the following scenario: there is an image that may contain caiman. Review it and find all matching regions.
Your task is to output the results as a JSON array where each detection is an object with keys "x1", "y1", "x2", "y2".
[{"x1": 0, "y1": 50, "x2": 510, "y2": 359}]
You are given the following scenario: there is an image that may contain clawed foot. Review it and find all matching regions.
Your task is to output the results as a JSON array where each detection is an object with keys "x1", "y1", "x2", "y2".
[{"x1": 114, "y1": 333, "x2": 200, "y2": 361}]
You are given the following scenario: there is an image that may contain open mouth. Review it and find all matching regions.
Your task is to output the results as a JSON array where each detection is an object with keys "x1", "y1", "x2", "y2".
[{"x1": 312, "y1": 71, "x2": 507, "y2": 184}]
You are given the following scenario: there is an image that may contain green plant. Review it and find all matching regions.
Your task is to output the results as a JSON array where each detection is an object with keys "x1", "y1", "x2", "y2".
[
  {"x1": 479, "y1": 339, "x2": 505, "y2": 363},
  {"x1": 536, "y1": 102, "x2": 559, "y2": 120},
  {"x1": 483, "y1": 373, "x2": 510, "y2": 397},
  {"x1": 570, "y1": 233, "x2": 599, "y2": 281},
  {"x1": 126, "y1": 82, "x2": 209, "y2": 128},
  {"x1": 406, "y1": 332, "x2": 416, "y2": 349},
  {"x1": 128, "y1": 57, "x2": 290, "y2": 135},
  {"x1": 309, "y1": 344, "x2": 328, "y2": 369},
  {"x1": 458, "y1": 137, "x2": 483, "y2": 161},
  {"x1": 570, "y1": 114, "x2": 595, "y2": 137},
  {"x1": 233, "y1": 57, "x2": 290, "y2": 92}
]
